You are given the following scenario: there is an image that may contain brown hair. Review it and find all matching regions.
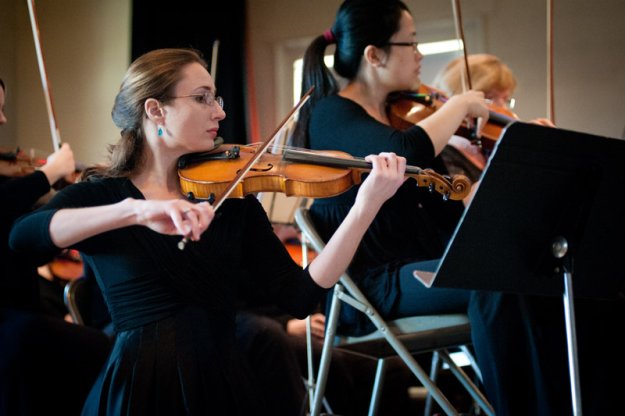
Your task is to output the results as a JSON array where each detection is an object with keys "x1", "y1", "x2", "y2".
[
  {"x1": 432, "y1": 53, "x2": 517, "y2": 96},
  {"x1": 83, "y1": 48, "x2": 207, "y2": 180}
]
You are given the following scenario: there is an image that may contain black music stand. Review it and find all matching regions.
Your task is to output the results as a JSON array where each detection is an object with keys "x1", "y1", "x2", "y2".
[{"x1": 410, "y1": 122, "x2": 625, "y2": 415}]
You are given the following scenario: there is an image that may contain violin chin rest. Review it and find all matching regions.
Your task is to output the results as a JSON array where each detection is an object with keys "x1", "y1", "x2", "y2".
[{"x1": 211, "y1": 136, "x2": 224, "y2": 150}]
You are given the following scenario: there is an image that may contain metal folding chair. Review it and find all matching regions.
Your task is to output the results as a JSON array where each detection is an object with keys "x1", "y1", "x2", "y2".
[{"x1": 295, "y1": 206, "x2": 493, "y2": 416}]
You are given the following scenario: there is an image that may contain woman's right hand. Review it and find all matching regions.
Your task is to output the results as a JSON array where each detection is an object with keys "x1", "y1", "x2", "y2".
[
  {"x1": 418, "y1": 90, "x2": 489, "y2": 154},
  {"x1": 452, "y1": 90, "x2": 490, "y2": 134},
  {"x1": 134, "y1": 199, "x2": 214, "y2": 241},
  {"x1": 40, "y1": 143, "x2": 76, "y2": 185}
]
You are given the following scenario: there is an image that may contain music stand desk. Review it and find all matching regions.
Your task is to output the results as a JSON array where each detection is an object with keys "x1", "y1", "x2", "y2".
[{"x1": 410, "y1": 122, "x2": 625, "y2": 415}]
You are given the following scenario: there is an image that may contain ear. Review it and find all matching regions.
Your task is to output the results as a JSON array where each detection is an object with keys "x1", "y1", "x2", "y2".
[
  {"x1": 364, "y1": 45, "x2": 387, "y2": 68},
  {"x1": 144, "y1": 98, "x2": 164, "y2": 122}
]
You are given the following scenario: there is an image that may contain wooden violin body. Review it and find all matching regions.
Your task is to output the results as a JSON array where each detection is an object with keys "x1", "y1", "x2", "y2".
[
  {"x1": 179, "y1": 145, "x2": 359, "y2": 200},
  {"x1": 0, "y1": 147, "x2": 45, "y2": 177},
  {"x1": 48, "y1": 249, "x2": 84, "y2": 281},
  {"x1": 178, "y1": 144, "x2": 471, "y2": 202},
  {"x1": 387, "y1": 84, "x2": 519, "y2": 152}
]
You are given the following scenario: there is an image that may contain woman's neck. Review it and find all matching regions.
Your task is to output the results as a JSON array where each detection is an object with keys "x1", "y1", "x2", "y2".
[
  {"x1": 340, "y1": 81, "x2": 391, "y2": 125},
  {"x1": 131, "y1": 144, "x2": 182, "y2": 200}
]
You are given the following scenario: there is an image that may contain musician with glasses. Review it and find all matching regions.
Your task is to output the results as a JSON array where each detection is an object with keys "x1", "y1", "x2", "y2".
[
  {"x1": 432, "y1": 53, "x2": 554, "y2": 181},
  {"x1": 9, "y1": 48, "x2": 407, "y2": 415},
  {"x1": 290, "y1": 1, "x2": 491, "y2": 411}
]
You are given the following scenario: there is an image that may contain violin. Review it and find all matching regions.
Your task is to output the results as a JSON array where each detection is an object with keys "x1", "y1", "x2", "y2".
[
  {"x1": 178, "y1": 144, "x2": 471, "y2": 202},
  {"x1": 0, "y1": 147, "x2": 46, "y2": 177},
  {"x1": 387, "y1": 84, "x2": 519, "y2": 153},
  {"x1": 48, "y1": 249, "x2": 84, "y2": 281}
]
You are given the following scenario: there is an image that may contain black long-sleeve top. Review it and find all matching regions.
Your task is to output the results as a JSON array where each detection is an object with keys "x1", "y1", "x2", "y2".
[
  {"x1": 9, "y1": 176, "x2": 327, "y2": 414},
  {"x1": 307, "y1": 95, "x2": 464, "y2": 335},
  {"x1": 0, "y1": 171, "x2": 51, "y2": 310}
]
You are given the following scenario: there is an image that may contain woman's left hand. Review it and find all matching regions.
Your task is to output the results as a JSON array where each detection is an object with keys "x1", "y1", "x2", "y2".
[{"x1": 356, "y1": 152, "x2": 407, "y2": 209}]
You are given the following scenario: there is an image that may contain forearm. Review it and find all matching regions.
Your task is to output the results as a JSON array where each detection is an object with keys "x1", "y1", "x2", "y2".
[
  {"x1": 308, "y1": 201, "x2": 377, "y2": 288},
  {"x1": 307, "y1": 153, "x2": 406, "y2": 288},
  {"x1": 417, "y1": 96, "x2": 469, "y2": 155},
  {"x1": 49, "y1": 198, "x2": 138, "y2": 248}
]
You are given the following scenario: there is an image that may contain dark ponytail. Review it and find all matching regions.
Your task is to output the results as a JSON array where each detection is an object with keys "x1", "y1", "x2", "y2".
[{"x1": 291, "y1": 0, "x2": 409, "y2": 148}]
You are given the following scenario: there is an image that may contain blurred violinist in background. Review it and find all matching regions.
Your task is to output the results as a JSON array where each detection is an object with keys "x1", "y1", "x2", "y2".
[
  {"x1": 433, "y1": 54, "x2": 625, "y2": 415},
  {"x1": 432, "y1": 53, "x2": 555, "y2": 182},
  {"x1": 0, "y1": 77, "x2": 111, "y2": 416}
]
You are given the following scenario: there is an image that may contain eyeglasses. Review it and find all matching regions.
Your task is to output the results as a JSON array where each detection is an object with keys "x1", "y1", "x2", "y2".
[
  {"x1": 165, "y1": 92, "x2": 224, "y2": 108},
  {"x1": 485, "y1": 96, "x2": 516, "y2": 110},
  {"x1": 385, "y1": 41, "x2": 420, "y2": 53}
]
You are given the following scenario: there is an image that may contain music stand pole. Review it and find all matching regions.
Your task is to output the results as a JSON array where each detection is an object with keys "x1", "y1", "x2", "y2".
[{"x1": 552, "y1": 236, "x2": 582, "y2": 416}]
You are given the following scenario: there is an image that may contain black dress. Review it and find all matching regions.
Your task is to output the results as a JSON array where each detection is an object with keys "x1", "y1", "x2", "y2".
[
  {"x1": 307, "y1": 95, "x2": 469, "y2": 336},
  {"x1": 9, "y1": 177, "x2": 326, "y2": 415},
  {"x1": 1, "y1": 172, "x2": 111, "y2": 416}
]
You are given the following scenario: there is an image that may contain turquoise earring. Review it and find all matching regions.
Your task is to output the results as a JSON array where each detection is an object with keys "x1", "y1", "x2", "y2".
[{"x1": 157, "y1": 126, "x2": 163, "y2": 137}]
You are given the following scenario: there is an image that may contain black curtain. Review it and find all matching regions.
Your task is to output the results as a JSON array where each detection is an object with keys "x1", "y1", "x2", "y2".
[{"x1": 131, "y1": 0, "x2": 247, "y2": 144}]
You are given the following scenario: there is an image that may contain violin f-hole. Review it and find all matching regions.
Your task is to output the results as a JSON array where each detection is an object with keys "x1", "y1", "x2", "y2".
[{"x1": 237, "y1": 163, "x2": 274, "y2": 174}]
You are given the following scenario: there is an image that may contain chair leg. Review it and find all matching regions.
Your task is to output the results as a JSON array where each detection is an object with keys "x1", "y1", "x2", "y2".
[
  {"x1": 310, "y1": 286, "x2": 343, "y2": 416},
  {"x1": 367, "y1": 358, "x2": 387, "y2": 416},
  {"x1": 459, "y1": 345, "x2": 483, "y2": 383},
  {"x1": 424, "y1": 351, "x2": 442, "y2": 416},
  {"x1": 438, "y1": 349, "x2": 495, "y2": 416},
  {"x1": 365, "y1": 311, "x2": 459, "y2": 415}
]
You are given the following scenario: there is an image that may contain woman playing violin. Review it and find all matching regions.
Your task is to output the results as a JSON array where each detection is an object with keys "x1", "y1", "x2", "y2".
[
  {"x1": 9, "y1": 48, "x2": 406, "y2": 415},
  {"x1": 291, "y1": 0, "x2": 488, "y2": 340},
  {"x1": 433, "y1": 53, "x2": 555, "y2": 181}
]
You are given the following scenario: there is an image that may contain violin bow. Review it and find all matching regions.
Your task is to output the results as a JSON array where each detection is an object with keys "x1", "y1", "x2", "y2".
[
  {"x1": 451, "y1": 0, "x2": 472, "y2": 91},
  {"x1": 546, "y1": 0, "x2": 556, "y2": 124},
  {"x1": 211, "y1": 39, "x2": 220, "y2": 84},
  {"x1": 177, "y1": 87, "x2": 314, "y2": 250},
  {"x1": 26, "y1": 0, "x2": 61, "y2": 152},
  {"x1": 451, "y1": 0, "x2": 480, "y2": 142}
]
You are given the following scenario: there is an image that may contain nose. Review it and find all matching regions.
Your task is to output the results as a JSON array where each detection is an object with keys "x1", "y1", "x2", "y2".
[
  {"x1": 0, "y1": 110, "x2": 7, "y2": 125},
  {"x1": 491, "y1": 97, "x2": 506, "y2": 108},
  {"x1": 414, "y1": 46, "x2": 423, "y2": 61},
  {"x1": 212, "y1": 105, "x2": 226, "y2": 121}
]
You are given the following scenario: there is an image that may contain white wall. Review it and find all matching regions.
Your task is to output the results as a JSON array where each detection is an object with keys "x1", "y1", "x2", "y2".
[
  {"x1": 248, "y1": 0, "x2": 625, "y2": 140},
  {"x1": 0, "y1": 0, "x2": 131, "y2": 165},
  {"x1": 1, "y1": 0, "x2": 623, "y2": 166}
]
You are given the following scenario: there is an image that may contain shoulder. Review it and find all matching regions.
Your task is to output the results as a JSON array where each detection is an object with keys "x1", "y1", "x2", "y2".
[
  {"x1": 47, "y1": 177, "x2": 134, "y2": 208},
  {"x1": 314, "y1": 95, "x2": 362, "y2": 115}
]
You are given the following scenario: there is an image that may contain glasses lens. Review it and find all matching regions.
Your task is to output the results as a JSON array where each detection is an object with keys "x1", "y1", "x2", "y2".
[
  {"x1": 215, "y1": 96, "x2": 224, "y2": 108},
  {"x1": 507, "y1": 98, "x2": 516, "y2": 109}
]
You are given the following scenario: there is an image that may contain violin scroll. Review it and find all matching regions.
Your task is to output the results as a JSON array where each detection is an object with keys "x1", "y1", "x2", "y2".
[{"x1": 419, "y1": 168, "x2": 471, "y2": 201}]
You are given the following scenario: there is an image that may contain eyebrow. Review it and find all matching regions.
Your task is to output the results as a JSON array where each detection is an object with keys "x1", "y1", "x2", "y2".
[{"x1": 191, "y1": 85, "x2": 216, "y2": 94}]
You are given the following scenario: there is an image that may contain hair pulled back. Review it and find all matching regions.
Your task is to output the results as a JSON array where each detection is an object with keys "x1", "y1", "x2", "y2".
[
  {"x1": 83, "y1": 48, "x2": 207, "y2": 179},
  {"x1": 291, "y1": 0, "x2": 409, "y2": 148}
]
